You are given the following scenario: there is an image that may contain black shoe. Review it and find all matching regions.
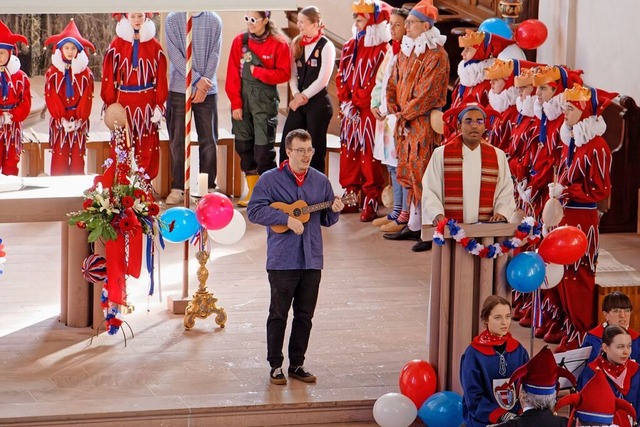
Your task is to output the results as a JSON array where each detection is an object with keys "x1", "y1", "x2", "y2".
[
  {"x1": 383, "y1": 226, "x2": 421, "y2": 241},
  {"x1": 412, "y1": 240, "x2": 433, "y2": 252},
  {"x1": 288, "y1": 366, "x2": 317, "y2": 383},
  {"x1": 269, "y1": 367, "x2": 287, "y2": 385}
]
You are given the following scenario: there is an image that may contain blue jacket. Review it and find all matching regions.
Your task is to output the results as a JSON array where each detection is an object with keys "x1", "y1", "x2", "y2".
[
  {"x1": 460, "y1": 335, "x2": 529, "y2": 427},
  {"x1": 247, "y1": 166, "x2": 339, "y2": 270}
]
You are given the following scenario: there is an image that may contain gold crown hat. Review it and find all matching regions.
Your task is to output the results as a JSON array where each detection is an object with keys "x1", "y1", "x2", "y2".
[
  {"x1": 564, "y1": 83, "x2": 591, "y2": 102},
  {"x1": 459, "y1": 29, "x2": 485, "y2": 48},
  {"x1": 484, "y1": 58, "x2": 514, "y2": 80},
  {"x1": 514, "y1": 68, "x2": 535, "y2": 87},
  {"x1": 352, "y1": 0, "x2": 376, "y2": 14},
  {"x1": 532, "y1": 65, "x2": 561, "y2": 87}
]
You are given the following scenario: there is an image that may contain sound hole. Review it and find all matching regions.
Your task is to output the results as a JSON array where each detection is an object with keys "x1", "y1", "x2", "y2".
[{"x1": 292, "y1": 208, "x2": 302, "y2": 217}]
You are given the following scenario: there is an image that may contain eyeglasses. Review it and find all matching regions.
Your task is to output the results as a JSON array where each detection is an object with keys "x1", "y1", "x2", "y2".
[
  {"x1": 290, "y1": 147, "x2": 315, "y2": 155},
  {"x1": 461, "y1": 118, "x2": 485, "y2": 126},
  {"x1": 404, "y1": 19, "x2": 422, "y2": 26},
  {"x1": 244, "y1": 15, "x2": 264, "y2": 24},
  {"x1": 610, "y1": 308, "x2": 632, "y2": 314}
]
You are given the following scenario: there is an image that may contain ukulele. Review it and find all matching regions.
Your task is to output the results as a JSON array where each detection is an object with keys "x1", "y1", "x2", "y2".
[{"x1": 269, "y1": 193, "x2": 358, "y2": 233}]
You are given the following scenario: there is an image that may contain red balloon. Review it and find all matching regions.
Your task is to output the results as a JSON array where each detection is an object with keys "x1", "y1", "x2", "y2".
[
  {"x1": 195, "y1": 193, "x2": 234, "y2": 231},
  {"x1": 516, "y1": 19, "x2": 548, "y2": 50},
  {"x1": 537, "y1": 225, "x2": 588, "y2": 265},
  {"x1": 398, "y1": 360, "x2": 437, "y2": 408}
]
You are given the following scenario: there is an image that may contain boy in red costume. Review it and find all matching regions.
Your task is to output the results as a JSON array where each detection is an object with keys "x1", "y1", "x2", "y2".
[
  {"x1": 337, "y1": 0, "x2": 392, "y2": 222},
  {"x1": 0, "y1": 20, "x2": 30, "y2": 176},
  {"x1": 44, "y1": 19, "x2": 95, "y2": 175},
  {"x1": 551, "y1": 83, "x2": 617, "y2": 352},
  {"x1": 101, "y1": 12, "x2": 168, "y2": 181}
]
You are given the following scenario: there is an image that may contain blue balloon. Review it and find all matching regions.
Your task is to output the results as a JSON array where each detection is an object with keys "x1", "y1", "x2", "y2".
[
  {"x1": 479, "y1": 18, "x2": 513, "y2": 40},
  {"x1": 506, "y1": 251, "x2": 547, "y2": 292},
  {"x1": 159, "y1": 207, "x2": 200, "y2": 243},
  {"x1": 418, "y1": 391, "x2": 463, "y2": 427}
]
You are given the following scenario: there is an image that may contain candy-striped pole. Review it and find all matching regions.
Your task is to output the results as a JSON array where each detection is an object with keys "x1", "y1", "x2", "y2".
[{"x1": 182, "y1": 13, "x2": 193, "y2": 299}]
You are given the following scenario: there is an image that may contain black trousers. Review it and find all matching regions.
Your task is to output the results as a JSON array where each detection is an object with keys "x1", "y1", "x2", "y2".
[
  {"x1": 279, "y1": 91, "x2": 333, "y2": 173},
  {"x1": 266, "y1": 269, "x2": 321, "y2": 368},
  {"x1": 166, "y1": 91, "x2": 218, "y2": 189}
]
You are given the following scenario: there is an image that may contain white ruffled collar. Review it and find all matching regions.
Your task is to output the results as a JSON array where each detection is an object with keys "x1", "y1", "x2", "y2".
[
  {"x1": 116, "y1": 17, "x2": 156, "y2": 43},
  {"x1": 364, "y1": 21, "x2": 391, "y2": 47},
  {"x1": 458, "y1": 58, "x2": 494, "y2": 88},
  {"x1": 1, "y1": 55, "x2": 21, "y2": 75},
  {"x1": 400, "y1": 26, "x2": 446, "y2": 57},
  {"x1": 516, "y1": 95, "x2": 534, "y2": 117},
  {"x1": 51, "y1": 49, "x2": 89, "y2": 74},
  {"x1": 542, "y1": 93, "x2": 565, "y2": 121},
  {"x1": 488, "y1": 86, "x2": 518, "y2": 113},
  {"x1": 560, "y1": 115, "x2": 607, "y2": 148}
]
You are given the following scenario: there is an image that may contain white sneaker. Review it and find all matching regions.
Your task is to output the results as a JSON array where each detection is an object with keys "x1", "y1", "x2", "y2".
[{"x1": 165, "y1": 189, "x2": 184, "y2": 205}]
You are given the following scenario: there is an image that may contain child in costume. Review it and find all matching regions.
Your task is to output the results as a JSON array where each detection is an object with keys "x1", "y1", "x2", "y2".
[{"x1": 44, "y1": 19, "x2": 95, "y2": 175}]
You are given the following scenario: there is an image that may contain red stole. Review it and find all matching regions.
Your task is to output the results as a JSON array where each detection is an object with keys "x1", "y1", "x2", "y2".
[{"x1": 443, "y1": 137, "x2": 499, "y2": 222}]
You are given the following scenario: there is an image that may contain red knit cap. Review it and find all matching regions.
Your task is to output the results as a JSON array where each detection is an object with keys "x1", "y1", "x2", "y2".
[
  {"x1": 564, "y1": 83, "x2": 619, "y2": 121},
  {"x1": 508, "y1": 346, "x2": 575, "y2": 395},
  {"x1": 0, "y1": 20, "x2": 28, "y2": 53},
  {"x1": 352, "y1": 0, "x2": 392, "y2": 28},
  {"x1": 459, "y1": 30, "x2": 515, "y2": 61},
  {"x1": 409, "y1": 0, "x2": 438, "y2": 26}
]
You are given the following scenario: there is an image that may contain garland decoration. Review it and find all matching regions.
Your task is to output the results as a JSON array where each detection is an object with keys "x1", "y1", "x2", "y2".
[{"x1": 433, "y1": 217, "x2": 542, "y2": 259}]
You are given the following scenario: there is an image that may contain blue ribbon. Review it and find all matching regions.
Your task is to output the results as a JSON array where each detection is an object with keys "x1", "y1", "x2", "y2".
[
  {"x1": 63, "y1": 60, "x2": 74, "y2": 99},
  {"x1": 566, "y1": 137, "x2": 575, "y2": 166},
  {"x1": 132, "y1": 30, "x2": 140, "y2": 67},
  {"x1": 516, "y1": 113, "x2": 523, "y2": 125},
  {"x1": 539, "y1": 112, "x2": 548, "y2": 145},
  {"x1": 0, "y1": 72, "x2": 8, "y2": 99},
  {"x1": 146, "y1": 233, "x2": 154, "y2": 296}
]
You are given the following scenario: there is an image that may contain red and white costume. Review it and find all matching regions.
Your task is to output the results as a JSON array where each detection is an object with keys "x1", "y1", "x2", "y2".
[
  {"x1": 44, "y1": 20, "x2": 95, "y2": 175},
  {"x1": 337, "y1": 0, "x2": 391, "y2": 221},
  {"x1": 0, "y1": 21, "x2": 30, "y2": 176},
  {"x1": 553, "y1": 84, "x2": 617, "y2": 349},
  {"x1": 101, "y1": 15, "x2": 168, "y2": 180},
  {"x1": 445, "y1": 31, "x2": 514, "y2": 139}
]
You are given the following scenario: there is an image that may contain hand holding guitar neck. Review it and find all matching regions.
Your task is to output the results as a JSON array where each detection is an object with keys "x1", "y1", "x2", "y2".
[{"x1": 270, "y1": 193, "x2": 357, "y2": 233}]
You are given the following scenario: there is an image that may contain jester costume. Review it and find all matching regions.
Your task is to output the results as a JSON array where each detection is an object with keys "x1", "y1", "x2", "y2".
[
  {"x1": 337, "y1": 0, "x2": 391, "y2": 221},
  {"x1": 101, "y1": 14, "x2": 168, "y2": 180},
  {"x1": 0, "y1": 21, "x2": 30, "y2": 176},
  {"x1": 44, "y1": 20, "x2": 95, "y2": 175}
]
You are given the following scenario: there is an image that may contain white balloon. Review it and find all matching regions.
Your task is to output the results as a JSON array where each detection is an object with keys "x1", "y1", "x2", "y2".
[
  {"x1": 372, "y1": 392, "x2": 417, "y2": 427},
  {"x1": 498, "y1": 44, "x2": 527, "y2": 60},
  {"x1": 542, "y1": 263, "x2": 564, "y2": 289},
  {"x1": 207, "y1": 210, "x2": 246, "y2": 245}
]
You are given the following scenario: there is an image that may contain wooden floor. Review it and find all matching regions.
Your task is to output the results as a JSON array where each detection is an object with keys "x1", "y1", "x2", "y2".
[{"x1": 1, "y1": 202, "x2": 639, "y2": 425}]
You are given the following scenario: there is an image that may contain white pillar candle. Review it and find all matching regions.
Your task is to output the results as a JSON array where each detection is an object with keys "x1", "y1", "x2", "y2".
[{"x1": 197, "y1": 173, "x2": 208, "y2": 196}]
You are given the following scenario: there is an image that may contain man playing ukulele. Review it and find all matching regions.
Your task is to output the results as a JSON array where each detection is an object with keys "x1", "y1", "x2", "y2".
[{"x1": 247, "y1": 129, "x2": 344, "y2": 385}]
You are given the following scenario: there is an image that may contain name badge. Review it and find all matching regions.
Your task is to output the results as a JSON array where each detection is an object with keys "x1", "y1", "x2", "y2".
[{"x1": 310, "y1": 59, "x2": 318, "y2": 67}]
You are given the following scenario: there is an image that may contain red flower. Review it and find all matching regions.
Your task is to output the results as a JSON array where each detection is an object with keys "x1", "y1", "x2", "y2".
[
  {"x1": 460, "y1": 237, "x2": 470, "y2": 247},
  {"x1": 121, "y1": 196, "x2": 134, "y2": 208},
  {"x1": 76, "y1": 221, "x2": 87, "y2": 229},
  {"x1": 148, "y1": 203, "x2": 160, "y2": 216},
  {"x1": 83, "y1": 199, "x2": 93, "y2": 210},
  {"x1": 119, "y1": 217, "x2": 134, "y2": 232},
  {"x1": 134, "y1": 189, "x2": 146, "y2": 201}
]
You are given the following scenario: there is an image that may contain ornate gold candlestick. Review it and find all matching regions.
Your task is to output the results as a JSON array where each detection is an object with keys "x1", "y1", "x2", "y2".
[{"x1": 183, "y1": 231, "x2": 227, "y2": 330}]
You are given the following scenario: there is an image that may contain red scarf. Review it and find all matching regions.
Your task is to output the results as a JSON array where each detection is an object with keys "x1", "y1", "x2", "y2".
[
  {"x1": 443, "y1": 137, "x2": 499, "y2": 222},
  {"x1": 470, "y1": 330, "x2": 520, "y2": 355},
  {"x1": 280, "y1": 160, "x2": 307, "y2": 186},
  {"x1": 300, "y1": 28, "x2": 324, "y2": 47},
  {"x1": 392, "y1": 40, "x2": 401, "y2": 56},
  {"x1": 590, "y1": 356, "x2": 639, "y2": 395}
]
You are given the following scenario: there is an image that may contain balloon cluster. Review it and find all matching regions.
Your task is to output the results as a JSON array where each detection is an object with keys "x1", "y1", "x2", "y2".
[
  {"x1": 479, "y1": 17, "x2": 548, "y2": 56},
  {"x1": 159, "y1": 193, "x2": 246, "y2": 245},
  {"x1": 373, "y1": 360, "x2": 463, "y2": 427},
  {"x1": 506, "y1": 225, "x2": 588, "y2": 293}
]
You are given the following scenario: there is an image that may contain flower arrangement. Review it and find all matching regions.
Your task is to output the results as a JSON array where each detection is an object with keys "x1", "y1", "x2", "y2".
[
  {"x1": 67, "y1": 126, "x2": 160, "y2": 242},
  {"x1": 433, "y1": 216, "x2": 542, "y2": 259},
  {"x1": 68, "y1": 124, "x2": 161, "y2": 335}
]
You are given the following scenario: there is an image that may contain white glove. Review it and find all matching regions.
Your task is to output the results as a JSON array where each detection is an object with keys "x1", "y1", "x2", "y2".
[
  {"x1": 500, "y1": 412, "x2": 518, "y2": 422},
  {"x1": 2, "y1": 112, "x2": 12, "y2": 126},
  {"x1": 61, "y1": 118, "x2": 75, "y2": 133},
  {"x1": 150, "y1": 106, "x2": 163, "y2": 124},
  {"x1": 548, "y1": 182, "x2": 566, "y2": 198}
]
